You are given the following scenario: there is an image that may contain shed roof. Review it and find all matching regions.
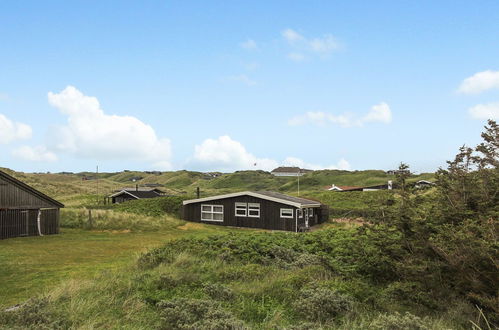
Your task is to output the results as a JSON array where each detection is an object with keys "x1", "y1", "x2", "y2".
[
  {"x1": 183, "y1": 191, "x2": 321, "y2": 208},
  {"x1": 0, "y1": 170, "x2": 64, "y2": 208}
]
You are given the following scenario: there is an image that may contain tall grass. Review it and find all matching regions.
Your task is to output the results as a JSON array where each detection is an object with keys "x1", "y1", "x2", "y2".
[{"x1": 60, "y1": 208, "x2": 184, "y2": 231}]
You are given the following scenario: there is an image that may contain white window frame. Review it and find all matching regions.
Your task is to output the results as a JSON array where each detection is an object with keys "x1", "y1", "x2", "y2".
[
  {"x1": 309, "y1": 208, "x2": 314, "y2": 216},
  {"x1": 201, "y1": 204, "x2": 224, "y2": 222},
  {"x1": 297, "y1": 209, "x2": 303, "y2": 218},
  {"x1": 248, "y1": 203, "x2": 260, "y2": 218},
  {"x1": 235, "y1": 202, "x2": 247, "y2": 217},
  {"x1": 280, "y1": 208, "x2": 294, "y2": 219}
]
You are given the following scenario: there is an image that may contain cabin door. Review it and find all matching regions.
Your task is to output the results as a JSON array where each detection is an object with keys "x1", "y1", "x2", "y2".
[{"x1": 20, "y1": 210, "x2": 29, "y2": 236}]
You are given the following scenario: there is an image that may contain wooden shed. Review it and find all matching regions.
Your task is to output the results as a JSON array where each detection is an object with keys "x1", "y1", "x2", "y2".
[
  {"x1": 0, "y1": 170, "x2": 64, "y2": 239},
  {"x1": 182, "y1": 191, "x2": 329, "y2": 232}
]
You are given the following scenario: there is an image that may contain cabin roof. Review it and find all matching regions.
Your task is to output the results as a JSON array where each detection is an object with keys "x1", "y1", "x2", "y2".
[
  {"x1": 183, "y1": 191, "x2": 321, "y2": 208},
  {"x1": 0, "y1": 170, "x2": 64, "y2": 208},
  {"x1": 109, "y1": 190, "x2": 161, "y2": 199},
  {"x1": 114, "y1": 187, "x2": 164, "y2": 193}
]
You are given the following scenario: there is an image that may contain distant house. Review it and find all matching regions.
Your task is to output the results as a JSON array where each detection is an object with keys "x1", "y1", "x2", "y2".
[
  {"x1": 328, "y1": 181, "x2": 393, "y2": 192},
  {"x1": 182, "y1": 191, "x2": 328, "y2": 232},
  {"x1": 0, "y1": 170, "x2": 64, "y2": 239},
  {"x1": 414, "y1": 180, "x2": 435, "y2": 189},
  {"x1": 271, "y1": 167, "x2": 313, "y2": 177},
  {"x1": 328, "y1": 184, "x2": 364, "y2": 192},
  {"x1": 109, "y1": 187, "x2": 165, "y2": 204}
]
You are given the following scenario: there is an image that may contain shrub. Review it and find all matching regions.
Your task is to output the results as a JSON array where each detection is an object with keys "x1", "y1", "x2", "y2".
[
  {"x1": 0, "y1": 297, "x2": 70, "y2": 329},
  {"x1": 203, "y1": 283, "x2": 235, "y2": 301},
  {"x1": 292, "y1": 287, "x2": 353, "y2": 323},
  {"x1": 157, "y1": 298, "x2": 246, "y2": 329},
  {"x1": 370, "y1": 312, "x2": 429, "y2": 330}
]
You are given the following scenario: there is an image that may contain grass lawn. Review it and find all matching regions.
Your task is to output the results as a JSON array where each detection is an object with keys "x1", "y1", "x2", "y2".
[{"x1": 0, "y1": 223, "x2": 226, "y2": 307}]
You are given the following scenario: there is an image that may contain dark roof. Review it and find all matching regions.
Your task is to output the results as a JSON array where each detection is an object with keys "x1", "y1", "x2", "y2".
[
  {"x1": 255, "y1": 191, "x2": 321, "y2": 206},
  {"x1": 118, "y1": 187, "x2": 164, "y2": 193},
  {"x1": 0, "y1": 170, "x2": 64, "y2": 208},
  {"x1": 183, "y1": 191, "x2": 322, "y2": 208},
  {"x1": 110, "y1": 190, "x2": 161, "y2": 199}
]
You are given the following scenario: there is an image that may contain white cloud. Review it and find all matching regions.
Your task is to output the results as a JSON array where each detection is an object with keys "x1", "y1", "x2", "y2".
[
  {"x1": 468, "y1": 102, "x2": 499, "y2": 120},
  {"x1": 288, "y1": 102, "x2": 392, "y2": 127},
  {"x1": 226, "y1": 74, "x2": 257, "y2": 86},
  {"x1": 188, "y1": 135, "x2": 351, "y2": 172},
  {"x1": 190, "y1": 135, "x2": 278, "y2": 172},
  {"x1": 0, "y1": 114, "x2": 32, "y2": 144},
  {"x1": 287, "y1": 52, "x2": 305, "y2": 62},
  {"x1": 362, "y1": 102, "x2": 392, "y2": 124},
  {"x1": 282, "y1": 29, "x2": 304, "y2": 43},
  {"x1": 458, "y1": 70, "x2": 499, "y2": 94},
  {"x1": 282, "y1": 28, "x2": 340, "y2": 60},
  {"x1": 12, "y1": 146, "x2": 57, "y2": 162},
  {"x1": 283, "y1": 157, "x2": 351, "y2": 171},
  {"x1": 240, "y1": 39, "x2": 258, "y2": 50},
  {"x1": 47, "y1": 86, "x2": 172, "y2": 169}
]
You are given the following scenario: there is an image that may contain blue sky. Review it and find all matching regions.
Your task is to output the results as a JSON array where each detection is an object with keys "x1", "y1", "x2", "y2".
[{"x1": 1, "y1": 1, "x2": 498, "y2": 173}]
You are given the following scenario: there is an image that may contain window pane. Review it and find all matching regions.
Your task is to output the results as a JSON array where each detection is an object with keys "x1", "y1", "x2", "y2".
[
  {"x1": 201, "y1": 212, "x2": 212, "y2": 220},
  {"x1": 249, "y1": 210, "x2": 259, "y2": 216},
  {"x1": 213, "y1": 213, "x2": 223, "y2": 220},
  {"x1": 213, "y1": 206, "x2": 223, "y2": 213},
  {"x1": 202, "y1": 205, "x2": 211, "y2": 211}
]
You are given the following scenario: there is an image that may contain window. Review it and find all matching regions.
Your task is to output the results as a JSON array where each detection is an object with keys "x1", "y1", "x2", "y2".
[
  {"x1": 309, "y1": 208, "x2": 314, "y2": 216},
  {"x1": 280, "y1": 208, "x2": 293, "y2": 218},
  {"x1": 201, "y1": 204, "x2": 224, "y2": 222},
  {"x1": 297, "y1": 209, "x2": 303, "y2": 218},
  {"x1": 248, "y1": 203, "x2": 260, "y2": 218},
  {"x1": 235, "y1": 202, "x2": 247, "y2": 216}
]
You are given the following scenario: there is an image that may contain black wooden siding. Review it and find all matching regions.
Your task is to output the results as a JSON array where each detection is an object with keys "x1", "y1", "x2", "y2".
[
  {"x1": 182, "y1": 195, "x2": 328, "y2": 232},
  {"x1": 0, "y1": 172, "x2": 62, "y2": 239},
  {"x1": 0, "y1": 209, "x2": 59, "y2": 239}
]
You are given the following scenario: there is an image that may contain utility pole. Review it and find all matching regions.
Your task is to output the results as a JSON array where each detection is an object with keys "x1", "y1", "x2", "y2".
[
  {"x1": 96, "y1": 165, "x2": 99, "y2": 205},
  {"x1": 297, "y1": 168, "x2": 300, "y2": 196}
]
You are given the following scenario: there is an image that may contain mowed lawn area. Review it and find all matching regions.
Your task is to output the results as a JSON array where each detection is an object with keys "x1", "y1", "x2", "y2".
[{"x1": 0, "y1": 223, "x2": 226, "y2": 307}]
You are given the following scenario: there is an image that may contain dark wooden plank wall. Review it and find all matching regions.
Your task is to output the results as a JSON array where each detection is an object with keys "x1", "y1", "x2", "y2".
[
  {"x1": 0, "y1": 178, "x2": 55, "y2": 209},
  {"x1": 0, "y1": 208, "x2": 59, "y2": 239},
  {"x1": 183, "y1": 195, "x2": 321, "y2": 232}
]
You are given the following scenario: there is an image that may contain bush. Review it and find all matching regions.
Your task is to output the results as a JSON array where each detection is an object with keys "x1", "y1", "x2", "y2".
[
  {"x1": 157, "y1": 298, "x2": 246, "y2": 329},
  {"x1": 370, "y1": 312, "x2": 429, "y2": 330},
  {"x1": 292, "y1": 287, "x2": 353, "y2": 323},
  {"x1": 0, "y1": 297, "x2": 70, "y2": 329},
  {"x1": 203, "y1": 283, "x2": 235, "y2": 301}
]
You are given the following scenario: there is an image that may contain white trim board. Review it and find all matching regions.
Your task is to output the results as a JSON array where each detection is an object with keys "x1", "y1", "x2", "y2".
[{"x1": 183, "y1": 191, "x2": 321, "y2": 208}]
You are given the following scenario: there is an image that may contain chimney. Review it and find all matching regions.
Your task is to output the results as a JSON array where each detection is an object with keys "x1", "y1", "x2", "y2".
[{"x1": 196, "y1": 187, "x2": 200, "y2": 199}]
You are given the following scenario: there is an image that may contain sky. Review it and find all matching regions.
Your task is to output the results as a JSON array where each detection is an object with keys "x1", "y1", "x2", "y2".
[{"x1": 1, "y1": 1, "x2": 499, "y2": 174}]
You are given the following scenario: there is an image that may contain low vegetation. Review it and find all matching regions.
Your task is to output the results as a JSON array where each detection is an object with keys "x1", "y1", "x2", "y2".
[{"x1": 0, "y1": 121, "x2": 497, "y2": 329}]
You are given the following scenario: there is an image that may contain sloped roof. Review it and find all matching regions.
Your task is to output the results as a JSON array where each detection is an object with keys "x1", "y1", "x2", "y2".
[
  {"x1": 0, "y1": 170, "x2": 64, "y2": 208},
  {"x1": 183, "y1": 191, "x2": 321, "y2": 208},
  {"x1": 109, "y1": 190, "x2": 161, "y2": 199}
]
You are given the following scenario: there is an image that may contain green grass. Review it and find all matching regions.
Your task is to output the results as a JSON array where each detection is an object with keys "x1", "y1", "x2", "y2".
[{"x1": 0, "y1": 221, "x2": 228, "y2": 307}]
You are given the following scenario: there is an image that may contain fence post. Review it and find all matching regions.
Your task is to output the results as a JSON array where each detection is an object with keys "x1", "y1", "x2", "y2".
[{"x1": 88, "y1": 209, "x2": 93, "y2": 229}]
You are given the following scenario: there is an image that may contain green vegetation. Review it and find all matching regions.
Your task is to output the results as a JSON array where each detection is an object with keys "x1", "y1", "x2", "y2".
[{"x1": 0, "y1": 121, "x2": 496, "y2": 329}]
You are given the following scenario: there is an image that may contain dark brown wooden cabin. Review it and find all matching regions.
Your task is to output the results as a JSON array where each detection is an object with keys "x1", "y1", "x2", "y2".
[
  {"x1": 108, "y1": 187, "x2": 164, "y2": 204},
  {"x1": 0, "y1": 170, "x2": 64, "y2": 239},
  {"x1": 182, "y1": 191, "x2": 329, "y2": 232}
]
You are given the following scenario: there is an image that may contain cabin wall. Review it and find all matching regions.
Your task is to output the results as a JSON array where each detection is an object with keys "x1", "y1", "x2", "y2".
[
  {"x1": 0, "y1": 208, "x2": 59, "y2": 239},
  {"x1": 183, "y1": 196, "x2": 319, "y2": 231},
  {"x1": 0, "y1": 178, "x2": 55, "y2": 209}
]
